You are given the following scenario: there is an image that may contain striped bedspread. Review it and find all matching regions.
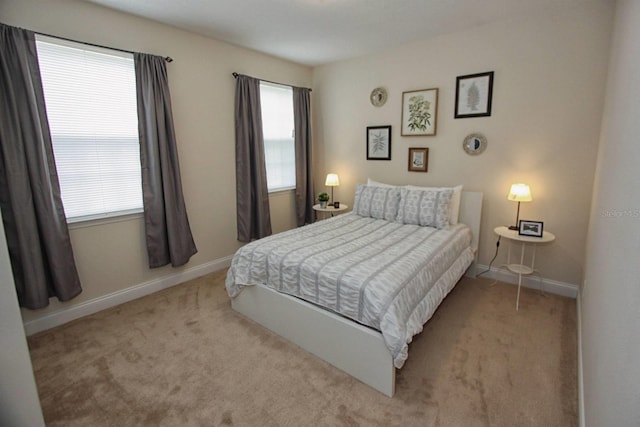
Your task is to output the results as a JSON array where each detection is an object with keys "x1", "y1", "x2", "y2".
[{"x1": 225, "y1": 213, "x2": 474, "y2": 368}]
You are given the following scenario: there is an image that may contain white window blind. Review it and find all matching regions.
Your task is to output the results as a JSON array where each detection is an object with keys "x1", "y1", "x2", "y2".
[
  {"x1": 260, "y1": 82, "x2": 296, "y2": 192},
  {"x1": 35, "y1": 36, "x2": 143, "y2": 222}
]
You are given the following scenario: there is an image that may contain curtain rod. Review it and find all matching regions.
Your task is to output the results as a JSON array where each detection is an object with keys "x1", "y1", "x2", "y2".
[
  {"x1": 33, "y1": 29, "x2": 173, "y2": 62},
  {"x1": 232, "y1": 72, "x2": 311, "y2": 91}
]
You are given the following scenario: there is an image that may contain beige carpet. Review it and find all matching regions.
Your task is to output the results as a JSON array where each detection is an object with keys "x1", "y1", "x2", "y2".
[{"x1": 28, "y1": 269, "x2": 577, "y2": 426}]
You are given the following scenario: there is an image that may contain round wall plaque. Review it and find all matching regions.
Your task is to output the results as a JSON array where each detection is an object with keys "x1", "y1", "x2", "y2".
[
  {"x1": 370, "y1": 87, "x2": 388, "y2": 107},
  {"x1": 462, "y1": 133, "x2": 487, "y2": 155}
]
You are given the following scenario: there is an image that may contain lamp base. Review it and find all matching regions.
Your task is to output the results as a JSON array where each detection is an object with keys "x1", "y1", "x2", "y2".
[{"x1": 508, "y1": 225, "x2": 518, "y2": 230}]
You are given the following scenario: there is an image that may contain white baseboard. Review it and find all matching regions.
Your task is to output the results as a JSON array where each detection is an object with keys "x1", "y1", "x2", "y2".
[
  {"x1": 24, "y1": 260, "x2": 578, "y2": 336},
  {"x1": 577, "y1": 288, "x2": 585, "y2": 427},
  {"x1": 23, "y1": 256, "x2": 233, "y2": 336},
  {"x1": 474, "y1": 263, "x2": 579, "y2": 298}
]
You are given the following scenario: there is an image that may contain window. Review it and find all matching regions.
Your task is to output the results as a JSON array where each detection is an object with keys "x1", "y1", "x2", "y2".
[
  {"x1": 260, "y1": 82, "x2": 296, "y2": 192},
  {"x1": 35, "y1": 36, "x2": 143, "y2": 222}
]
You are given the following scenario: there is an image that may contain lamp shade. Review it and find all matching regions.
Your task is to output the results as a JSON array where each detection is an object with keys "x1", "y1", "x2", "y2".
[
  {"x1": 325, "y1": 173, "x2": 340, "y2": 187},
  {"x1": 507, "y1": 183, "x2": 532, "y2": 202}
]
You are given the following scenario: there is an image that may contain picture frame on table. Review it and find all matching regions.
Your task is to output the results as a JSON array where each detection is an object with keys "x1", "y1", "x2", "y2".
[
  {"x1": 401, "y1": 88, "x2": 438, "y2": 136},
  {"x1": 454, "y1": 71, "x2": 494, "y2": 118},
  {"x1": 518, "y1": 220, "x2": 544, "y2": 237},
  {"x1": 366, "y1": 125, "x2": 392, "y2": 160},
  {"x1": 408, "y1": 148, "x2": 429, "y2": 172}
]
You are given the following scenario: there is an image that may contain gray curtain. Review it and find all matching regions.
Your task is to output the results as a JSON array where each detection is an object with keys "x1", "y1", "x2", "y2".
[
  {"x1": 0, "y1": 23, "x2": 82, "y2": 309},
  {"x1": 135, "y1": 53, "x2": 197, "y2": 268},
  {"x1": 293, "y1": 87, "x2": 314, "y2": 226},
  {"x1": 234, "y1": 74, "x2": 272, "y2": 242}
]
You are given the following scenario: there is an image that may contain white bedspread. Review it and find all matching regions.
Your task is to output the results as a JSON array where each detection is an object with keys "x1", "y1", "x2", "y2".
[{"x1": 225, "y1": 213, "x2": 474, "y2": 368}]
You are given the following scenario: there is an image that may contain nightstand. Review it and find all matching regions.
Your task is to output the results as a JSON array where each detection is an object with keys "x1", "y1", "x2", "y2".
[
  {"x1": 313, "y1": 204, "x2": 349, "y2": 220},
  {"x1": 494, "y1": 226, "x2": 556, "y2": 310}
]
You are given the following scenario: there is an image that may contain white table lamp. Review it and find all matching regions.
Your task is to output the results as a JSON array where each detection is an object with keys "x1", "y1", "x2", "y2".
[
  {"x1": 325, "y1": 173, "x2": 340, "y2": 203},
  {"x1": 507, "y1": 183, "x2": 532, "y2": 230}
]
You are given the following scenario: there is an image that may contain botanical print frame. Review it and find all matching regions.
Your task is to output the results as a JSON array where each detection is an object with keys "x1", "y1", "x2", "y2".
[
  {"x1": 401, "y1": 88, "x2": 438, "y2": 136},
  {"x1": 455, "y1": 71, "x2": 494, "y2": 118},
  {"x1": 408, "y1": 147, "x2": 429, "y2": 172},
  {"x1": 518, "y1": 220, "x2": 544, "y2": 237},
  {"x1": 366, "y1": 125, "x2": 392, "y2": 160}
]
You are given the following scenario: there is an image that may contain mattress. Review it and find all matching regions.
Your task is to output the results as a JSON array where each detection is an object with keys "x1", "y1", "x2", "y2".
[{"x1": 226, "y1": 213, "x2": 474, "y2": 368}]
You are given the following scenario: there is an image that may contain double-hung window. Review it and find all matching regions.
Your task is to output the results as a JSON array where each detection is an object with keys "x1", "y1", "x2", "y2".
[
  {"x1": 259, "y1": 82, "x2": 296, "y2": 192},
  {"x1": 35, "y1": 36, "x2": 143, "y2": 222}
]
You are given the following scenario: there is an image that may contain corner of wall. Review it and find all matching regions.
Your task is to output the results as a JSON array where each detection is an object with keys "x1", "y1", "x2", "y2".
[{"x1": 577, "y1": 286, "x2": 585, "y2": 427}]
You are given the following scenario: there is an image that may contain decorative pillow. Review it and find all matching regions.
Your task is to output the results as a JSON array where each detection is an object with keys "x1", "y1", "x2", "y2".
[
  {"x1": 406, "y1": 184, "x2": 463, "y2": 225},
  {"x1": 396, "y1": 187, "x2": 454, "y2": 229},
  {"x1": 367, "y1": 178, "x2": 395, "y2": 188},
  {"x1": 353, "y1": 184, "x2": 401, "y2": 221}
]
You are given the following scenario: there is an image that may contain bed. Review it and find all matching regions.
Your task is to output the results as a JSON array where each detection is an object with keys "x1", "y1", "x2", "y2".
[{"x1": 226, "y1": 184, "x2": 483, "y2": 396}]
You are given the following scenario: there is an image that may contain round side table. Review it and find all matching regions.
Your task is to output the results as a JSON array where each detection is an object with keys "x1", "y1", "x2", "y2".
[
  {"x1": 494, "y1": 226, "x2": 556, "y2": 310},
  {"x1": 312, "y1": 204, "x2": 349, "y2": 220}
]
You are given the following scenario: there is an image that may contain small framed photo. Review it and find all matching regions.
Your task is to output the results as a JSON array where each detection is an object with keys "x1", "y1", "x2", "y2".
[
  {"x1": 518, "y1": 220, "x2": 544, "y2": 237},
  {"x1": 367, "y1": 125, "x2": 392, "y2": 160},
  {"x1": 408, "y1": 147, "x2": 429, "y2": 172},
  {"x1": 401, "y1": 88, "x2": 438, "y2": 136},
  {"x1": 455, "y1": 71, "x2": 494, "y2": 118}
]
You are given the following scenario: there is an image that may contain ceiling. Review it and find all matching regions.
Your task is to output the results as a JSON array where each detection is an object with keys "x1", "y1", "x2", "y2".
[{"x1": 84, "y1": 0, "x2": 599, "y2": 66}]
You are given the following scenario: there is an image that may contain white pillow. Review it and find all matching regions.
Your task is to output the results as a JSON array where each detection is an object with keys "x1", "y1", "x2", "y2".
[
  {"x1": 406, "y1": 184, "x2": 463, "y2": 225},
  {"x1": 396, "y1": 187, "x2": 454, "y2": 229},
  {"x1": 353, "y1": 184, "x2": 401, "y2": 221},
  {"x1": 367, "y1": 178, "x2": 395, "y2": 188}
]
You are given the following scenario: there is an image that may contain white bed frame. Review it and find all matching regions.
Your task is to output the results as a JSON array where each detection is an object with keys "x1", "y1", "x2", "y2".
[{"x1": 231, "y1": 191, "x2": 483, "y2": 397}]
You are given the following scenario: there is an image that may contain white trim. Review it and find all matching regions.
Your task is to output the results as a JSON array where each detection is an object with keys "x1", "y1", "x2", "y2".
[
  {"x1": 475, "y1": 263, "x2": 579, "y2": 298},
  {"x1": 268, "y1": 186, "x2": 296, "y2": 194},
  {"x1": 577, "y1": 287, "x2": 585, "y2": 427},
  {"x1": 68, "y1": 211, "x2": 143, "y2": 229},
  {"x1": 23, "y1": 256, "x2": 233, "y2": 336},
  {"x1": 67, "y1": 209, "x2": 144, "y2": 227}
]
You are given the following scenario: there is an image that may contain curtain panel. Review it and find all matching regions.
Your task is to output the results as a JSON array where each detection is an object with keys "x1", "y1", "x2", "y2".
[
  {"x1": 234, "y1": 74, "x2": 272, "y2": 242},
  {"x1": 293, "y1": 87, "x2": 314, "y2": 226},
  {"x1": 0, "y1": 23, "x2": 82, "y2": 309},
  {"x1": 135, "y1": 53, "x2": 197, "y2": 268}
]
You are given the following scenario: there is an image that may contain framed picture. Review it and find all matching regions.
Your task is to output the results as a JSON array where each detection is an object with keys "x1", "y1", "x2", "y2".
[
  {"x1": 455, "y1": 71, "x2": 494, "y2": 118},
  {"x1": 401, "y1": 88, "x2": 438, "y2": 136},
  {"x1": 518, "y1": 220, "x2": 544, "y2": 237},
  {"x1": 366, "y1": 125, "x2": 392, "y2": 160},
  {"x1": 408, "y1": 147, "x2": 429, "y2": 172}
]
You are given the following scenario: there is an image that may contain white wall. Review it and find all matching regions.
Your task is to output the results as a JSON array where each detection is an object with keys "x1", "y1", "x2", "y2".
[
  {"x1": 0, "y1": 0, "x2": 310, "y2": 329},
  {"x1": 582, "y1": 0, "x2": 640, "y2": 424},
  {"x1": 312, "y1": 1, "x2": 614, "y2": 287},
  {"x1": 0, "y1": 210, "x2": 45, "y2": 426}
]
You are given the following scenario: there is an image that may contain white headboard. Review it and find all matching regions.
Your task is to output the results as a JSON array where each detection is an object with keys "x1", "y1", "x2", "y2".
[{"x1": 459, "y1": 191, "x2": 483, "y2": 275}]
